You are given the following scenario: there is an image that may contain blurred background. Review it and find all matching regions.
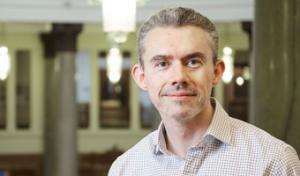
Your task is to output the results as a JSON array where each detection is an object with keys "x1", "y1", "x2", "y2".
[{"x1": 0, "y1": 0, "x2": 299, "y2": 175}]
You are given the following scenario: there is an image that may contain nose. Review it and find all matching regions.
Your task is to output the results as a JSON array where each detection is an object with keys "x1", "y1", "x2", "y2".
[{"x1": 170, "y1": 62, "x2": 189, "y2": 87}]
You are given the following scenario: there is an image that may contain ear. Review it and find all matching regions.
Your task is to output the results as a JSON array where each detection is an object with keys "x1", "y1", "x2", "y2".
[
  {"x1": 212, "y1": 60, "x2": 225, "y2": 86},
  {"x1": 131, "y1": 64, "x2": 147, "y2": 90}
]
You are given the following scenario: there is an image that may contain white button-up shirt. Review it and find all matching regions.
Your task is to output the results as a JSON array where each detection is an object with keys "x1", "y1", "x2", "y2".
[{"x1": 108, "y1": 99, "x2": 300, "y2": 176}]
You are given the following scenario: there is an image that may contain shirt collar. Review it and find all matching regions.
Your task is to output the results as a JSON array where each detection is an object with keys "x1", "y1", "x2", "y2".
[
  {"x1": 204, "y1": 98, "x2": 232, "y2": 145},
  {"x1": 152, "y1": 98, "x2": 233, "y2": 155},
  {"x1": 153, "y1": 122, "x2": 169, "y2": 155}
]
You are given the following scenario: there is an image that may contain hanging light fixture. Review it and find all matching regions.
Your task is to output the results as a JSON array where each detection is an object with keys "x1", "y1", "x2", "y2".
[
  {"x1": 0, "y1": 23, "x2": 10, "y2": 81},
  {"x1": 235, "y1": 76, "x2": 245, "y2": 86},
  {"x1": 102, "y1": 0, "x2": 136, "y2": 44},
  {"x1": 0, "y1": 46, "x2": 10, "y2": 81},
  {"x1": 222, "y1": 46, "x2": 234, "y2": 84},
  {"x1": 106, "y1": 47, "x2": 122, "y2": 84}
]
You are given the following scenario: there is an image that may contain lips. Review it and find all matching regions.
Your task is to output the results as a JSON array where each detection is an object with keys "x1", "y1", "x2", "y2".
[
  {"x1": 160, "y1": 86, "x2": 197, "y2": 98},
  {"x1": 161, "y1": 90, "x2": 197, "y2": 98},
  {"x1": 162, "y1": 92, "x2": 196, "y2": 102},
  {"x1": 165, "y1": 92, "x2": 196, "y2": 97}
]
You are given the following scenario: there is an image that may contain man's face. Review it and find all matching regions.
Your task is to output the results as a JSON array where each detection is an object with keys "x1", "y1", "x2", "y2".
[{"x1": 133, "y1": 26, "x2": 223, "y2": 123}]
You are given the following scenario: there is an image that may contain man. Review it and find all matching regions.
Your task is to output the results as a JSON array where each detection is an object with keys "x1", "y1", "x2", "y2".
[{"x1": 109, "y1": 7, "x2": 300, "y2": 175}]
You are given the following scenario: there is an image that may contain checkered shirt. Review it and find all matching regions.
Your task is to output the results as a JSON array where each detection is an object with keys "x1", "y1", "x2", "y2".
[{"x1": 108, "y1": 99, "x2": 300, "y2": 176}]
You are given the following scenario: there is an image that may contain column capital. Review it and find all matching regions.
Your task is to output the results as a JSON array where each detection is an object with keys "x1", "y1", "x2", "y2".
[
  {"x1": 52, "y1": 23, "x2": 82, "y2": 52},
  {"x1": 40, "y1": 23, "x2": 82, "y2": 58},
  {"x1": 241, "y1": 21, "x2": 252, "y2": 50}
]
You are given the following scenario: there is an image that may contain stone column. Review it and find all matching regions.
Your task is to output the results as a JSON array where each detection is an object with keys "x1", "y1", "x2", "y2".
[
  {"x1": 251, "y1": 0, "x2": 300, "y2": 152},
  {"x1": 41, "y1": 23, "x2": 82, "y2": 176},
  {"x1": 285, "y1": 0, "x2": 300, "y2": 153}
]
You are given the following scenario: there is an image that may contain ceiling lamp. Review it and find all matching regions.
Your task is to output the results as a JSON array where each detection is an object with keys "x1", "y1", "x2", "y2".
[
  {"x1": 0, "y1": 46, "x2": 10, "y2": 81},
  {"x1": 106, "y1": 47, "x2": 122, "y2": 84},
  {"x1": 102, "y1": 0, "x2": 136, "y2": 44},
  {"x1": 222, "y1": 46, "x2": 234, "y2": 84}
]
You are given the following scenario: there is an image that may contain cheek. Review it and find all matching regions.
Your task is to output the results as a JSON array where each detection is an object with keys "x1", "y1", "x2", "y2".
[
  {"x1": 144, "y1": 80, "x2": 162, "y2": 109},
  {"x1": 192, "y1": 71, "x2": 214, "y2": 92},
  {"x1": 144, "y1": 75, "x2": 162, "y2": 95},
  {"x1": 191, "y1": 68, "x2": 213, "y2": 82}
]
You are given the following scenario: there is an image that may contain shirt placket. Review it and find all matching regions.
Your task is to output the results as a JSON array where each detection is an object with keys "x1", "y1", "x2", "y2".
[{"x1": 181, "y1": 147, "x2": 204, "y2": 176}]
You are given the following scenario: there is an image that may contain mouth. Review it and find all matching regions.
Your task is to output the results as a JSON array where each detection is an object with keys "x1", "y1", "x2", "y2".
[{"x1": 162, "y1": 91, "x2": 196, "y2": 101}]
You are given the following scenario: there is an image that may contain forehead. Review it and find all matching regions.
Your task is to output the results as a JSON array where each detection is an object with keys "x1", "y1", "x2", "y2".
[{"x1": 142, "y1": 26, "x2": 213, "y2": 61}]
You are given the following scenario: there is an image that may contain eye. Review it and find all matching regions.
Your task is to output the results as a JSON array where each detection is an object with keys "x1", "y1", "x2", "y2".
[
  {"x1": 187, "y1": 58, "x2": 202, "y2": 68},
  {"x1": 155, "y1": 61, "x2": 169, "y2": 70}
]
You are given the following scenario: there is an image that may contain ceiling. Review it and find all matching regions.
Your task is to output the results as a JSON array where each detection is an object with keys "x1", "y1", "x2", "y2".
[{"x1": 0, "y1": 0, "x2": 254, "y2": 24}]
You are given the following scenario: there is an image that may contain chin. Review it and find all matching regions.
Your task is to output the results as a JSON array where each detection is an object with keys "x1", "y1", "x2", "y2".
[{"x1": 169, "y1": 110, "x2": 196, "y2": 123}]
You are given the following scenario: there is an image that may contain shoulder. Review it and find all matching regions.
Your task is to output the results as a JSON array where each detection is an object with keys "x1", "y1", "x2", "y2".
[
  {"x1": 108, "y1": 130, "x2": 158, "y2": 176},
  {"x1": 230, "y1": 117, "x2": 289, "y2": 152},
  {"x1": 229, "y1": 117, "x2": 300, "y2": 174},
  {"x1": 269, "y1": 145, "x2": 300, "y2": 175}
]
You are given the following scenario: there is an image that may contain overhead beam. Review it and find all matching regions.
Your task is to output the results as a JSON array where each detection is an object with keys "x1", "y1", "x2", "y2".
[{"x1": 0, "y1": 0, "x2": 254, "y2": 23}]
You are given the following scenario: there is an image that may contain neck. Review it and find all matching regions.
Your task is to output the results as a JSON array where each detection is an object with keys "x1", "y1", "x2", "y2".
[{"x1": 163, "y1": 103, "x2": 214, "y2": 158}]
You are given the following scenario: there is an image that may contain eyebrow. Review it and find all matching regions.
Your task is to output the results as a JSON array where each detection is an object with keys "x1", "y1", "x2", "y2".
[
  {"x1": 149, "y1": 55, "x2": 172, "y2": 63},
  {"x1": 182, "y1": 52, "x2": 207, "y2": 62},
  {"x1": 149, "y1": 52, "x2": 207, "y2": 63}
]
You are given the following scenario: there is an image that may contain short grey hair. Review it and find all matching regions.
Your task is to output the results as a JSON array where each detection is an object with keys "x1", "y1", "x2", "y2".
[{"x1": 137, "y1": 7, "x2": 219, "y2": 67}]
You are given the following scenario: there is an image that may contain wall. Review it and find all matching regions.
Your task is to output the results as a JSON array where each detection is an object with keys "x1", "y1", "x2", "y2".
[{"x1": 0, "y1": 22, "x2": 249, "y2": 154}]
